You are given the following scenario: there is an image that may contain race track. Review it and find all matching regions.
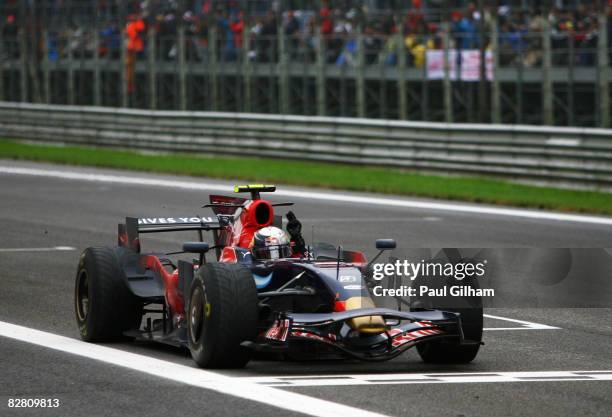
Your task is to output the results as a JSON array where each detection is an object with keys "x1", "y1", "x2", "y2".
[{"x1": 0, "y1": 160, "x2": 611, "y2": 417}]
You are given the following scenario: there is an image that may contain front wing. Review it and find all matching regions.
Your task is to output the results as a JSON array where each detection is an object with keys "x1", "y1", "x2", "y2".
[{"x1": 245, "y1": 308, "x2": 477, "y2": 362}]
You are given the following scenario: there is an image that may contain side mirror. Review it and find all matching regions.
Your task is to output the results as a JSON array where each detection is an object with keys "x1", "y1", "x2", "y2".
[
  {"x1": 182, "y1": 242, "x2": 210, "y2": 254},
  {"x1": 364, "y1": 239, "x2": 398, "y2": 280},
  {"x1": 375, "y1": 239, "x2": 396, "y2": 250}
]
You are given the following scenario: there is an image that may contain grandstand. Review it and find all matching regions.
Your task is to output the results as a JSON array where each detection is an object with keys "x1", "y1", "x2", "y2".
[{"x1": 1, "y1": 0, "x2": 609, "y2": 126}]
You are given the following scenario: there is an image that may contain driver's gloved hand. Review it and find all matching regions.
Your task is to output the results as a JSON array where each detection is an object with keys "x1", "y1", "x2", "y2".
[
  {"x1": 286, "y1": 211, "x2": 302, "y2": 234},
  {"x1": 286, "y1": 211, "x2": 306, "y2": 254}
]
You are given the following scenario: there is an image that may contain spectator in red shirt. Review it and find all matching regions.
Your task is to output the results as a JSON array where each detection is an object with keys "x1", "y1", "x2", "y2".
[
  {"x1": 320, "y1": 8, "x2": 333, "y2": 35},
  {"x1": 230, "y1": 11, "x2": 244, "y2": 49}
]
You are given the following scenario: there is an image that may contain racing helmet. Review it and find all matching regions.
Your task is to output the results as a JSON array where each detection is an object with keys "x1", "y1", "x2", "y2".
[{"x1": 250, "y1": 226, "x2": 292, "y2": 260}]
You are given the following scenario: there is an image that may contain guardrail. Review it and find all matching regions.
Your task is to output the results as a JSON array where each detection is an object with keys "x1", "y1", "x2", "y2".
[{"x1": 0, "y1": 102, "x2": 611, "y2": 191}]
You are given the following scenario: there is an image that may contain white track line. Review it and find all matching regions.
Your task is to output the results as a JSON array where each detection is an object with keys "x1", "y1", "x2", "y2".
[
  {"x1": 1, "y1": 165, "x2": 612, "y2": 226},
  {"x1": 0, "y1": 321, "x2": 387, "y2": 417},
  {"x1": 0, "y1": 246, "x2": 76, "y2": 252},
  {"x1": 243, "y1": 371, "x2": 612, "y2": 387},
  {"x1": 484, "y1": 313, "x2": 560, "y2": 330}
]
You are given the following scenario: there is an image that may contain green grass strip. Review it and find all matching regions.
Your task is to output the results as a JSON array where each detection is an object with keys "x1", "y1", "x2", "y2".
[{"x1": 1, "y1": 140, "x2": 610, "y2": 215}]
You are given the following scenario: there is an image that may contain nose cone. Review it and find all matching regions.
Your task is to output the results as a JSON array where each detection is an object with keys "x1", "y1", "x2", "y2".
[{"x1": 344, "y1": 297, "x2": 386, "y2": 334}]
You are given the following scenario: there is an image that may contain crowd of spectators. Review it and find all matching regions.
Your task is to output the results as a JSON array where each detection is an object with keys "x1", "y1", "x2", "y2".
[{"x1": 1, "y1": 0, "x2": 609, "y2": 69}]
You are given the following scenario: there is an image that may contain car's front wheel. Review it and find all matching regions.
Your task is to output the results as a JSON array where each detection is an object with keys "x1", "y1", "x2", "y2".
[
  {"x1": 187, "y1": 263, "x2": 258, "y2": 369},
  {"x1": 415, "y1": 306, "x2": 483, "y2": 364},
  {"x1": 411, "y1": 263, "x2": 483, "y2": 364}
]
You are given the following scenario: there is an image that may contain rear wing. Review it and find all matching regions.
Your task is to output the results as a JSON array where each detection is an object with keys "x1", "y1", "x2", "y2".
[
  {"x1": 118, "y1": 216, "x2": 221, "y2": 252},
  {"x1": 136, "y1": 216, "x2": 220, "y2": 233},
  {"x1": 234, "y1": 184, "x2": 275, "y2": 200}
]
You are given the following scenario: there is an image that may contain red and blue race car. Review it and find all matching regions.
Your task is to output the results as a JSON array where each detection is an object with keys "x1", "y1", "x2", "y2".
[{"x1": 74, "y1": 184, "x2": 483, "y2": 368}]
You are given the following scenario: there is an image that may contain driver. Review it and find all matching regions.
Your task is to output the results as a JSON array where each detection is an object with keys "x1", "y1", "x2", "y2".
[
  {"x1": 249, "y1": 226, "x2": 292, "y2": 260},
  {"x1": 248, "y1": 211, "x2": 307, "y2": 260}
]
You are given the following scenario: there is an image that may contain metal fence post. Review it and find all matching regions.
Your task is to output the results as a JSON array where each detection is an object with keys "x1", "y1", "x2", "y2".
[
  {"x1": 0, "y1": 24, "x2": 4, "y2": 101},
  {"x1": 356, "y1": 26, "x2": 365, "y2": 118},
  {"x1": 148, "y1": 27, "x2": 156, "y2": 110},
  {"x1": 568, "y1": 34, "x2": 575, "y2": 126},
  {"x1": 18, "y1": 1, "x2": 28, "y2": 103},
  {"x1": 120, "y1": 27, "x2": 128, "y2": 108},
  {"x1": 490, "y1": 18, "x2": 501, "y2": 124},
  {"x1": 516, "y1": 37, "x2": 524, "y2": 124},
  {"x1": 542, "y1": 17, "x2": 553, "y2": 125},
  {"x1": 477, "y1": 0, "x2": 487, "y2": 122},
  {"x1": 598, "y1": 11, "x2": 609, "y2": 128},
  {"x1": 422, "y1": 35, "x2": 430, "y2": 120},
  {"x1": 316, "y1": 30, "x2": 326, "y2": 116},
  {"x1": 209, "y1": 27, "x2": 218, "y2": 111},
  {"x1": 67, "y1": 30, "x2": 75, "y2": 105},
  {"x1": 92, "y1": 29, "x2": 101, "y2": 106},
  {"x1": 19, "y1": 27, "x2": 28, "y2": 102},
  {"x1": 443, "y1": 22, "x2": 453, "y2": 123},
  {"x1": 42, "y1": 30, "x2": 50, "y2": 104},
  {"x1": 242, "y1": 23, "x2": 251, "y2": 113},
  {"x1": 178, "y1": 26, "x2": 187, "y2": 111},
  {"x1": 397, "y1": 32, "x2": 407, "y2": 120},
  {"x1": 279, "y1": 26, "x2": 289, "y2": 114}
]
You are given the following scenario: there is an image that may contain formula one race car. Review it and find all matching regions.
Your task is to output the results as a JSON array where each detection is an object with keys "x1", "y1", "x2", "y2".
[{"x1": 74, "y1": 185, "x2": 483, "y2": 368}]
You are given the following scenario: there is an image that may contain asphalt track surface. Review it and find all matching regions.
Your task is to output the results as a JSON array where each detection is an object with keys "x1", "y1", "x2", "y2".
[{"x1": 0, "y1": 160, "x2": 611, "y2": 417}]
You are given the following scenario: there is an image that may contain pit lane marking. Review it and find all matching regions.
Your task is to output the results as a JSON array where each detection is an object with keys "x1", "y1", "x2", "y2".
[
  {"x1": 242, "y1": 371, "x2": 612, "y2": 387},
  {"x1": 0, "y1": 321, "x2": 388, "y2": 417},
  {"x1": 1, "y1": 165, "x2": 612, "y2": 226},
  {"x1": 0, "y1": 246, "x2": 76, "y2": 252},
  {"x1": 483, "y1": 314, "x2": 560, "y2": 331}
]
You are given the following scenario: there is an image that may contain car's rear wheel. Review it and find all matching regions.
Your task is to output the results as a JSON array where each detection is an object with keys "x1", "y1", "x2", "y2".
[
  {"x1": 187, "y1": 263, "x2": 258, "y2": 369},
  {"x1": 75, "y1": 247, "x2": 142, "y2": 342}
]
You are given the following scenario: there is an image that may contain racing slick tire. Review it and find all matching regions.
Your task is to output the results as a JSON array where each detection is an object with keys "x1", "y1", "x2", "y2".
[
  {"x1": 410, "y1": 256, "x2": 483, "y2": 364},
  {"x1": 75, "y1": 247, "x2": 142, "y2": 342},
  {"x1": 187, "y1": 263, "x2": 258, "y2": 369},
  {"x1": 415, "y1": 306, "x2": 483, "y2": 364}
]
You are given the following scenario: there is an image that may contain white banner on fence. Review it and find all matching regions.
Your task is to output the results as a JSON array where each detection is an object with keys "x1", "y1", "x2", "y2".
[{"x1": 426, "y1": 49, "x2": 493, "y2": 81}]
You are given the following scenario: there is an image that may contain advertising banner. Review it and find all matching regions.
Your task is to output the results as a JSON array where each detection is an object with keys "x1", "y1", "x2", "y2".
[{"x1": 427, "y1": 49, "x2": 494, "y2": 81}]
